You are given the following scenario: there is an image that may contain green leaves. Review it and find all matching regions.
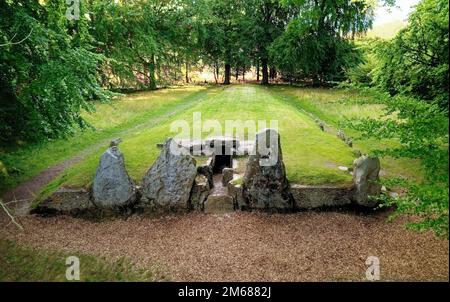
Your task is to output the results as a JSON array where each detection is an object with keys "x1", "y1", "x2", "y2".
[
  {"x1": 0, "y1": 0, "x2": 113, "y2": 144},
  {"x1": 370, "y1": 0, "x2": 449, "y2": 110},
  {"x1": 344, "y1": 89, "x2": 449, "y2": 238}
]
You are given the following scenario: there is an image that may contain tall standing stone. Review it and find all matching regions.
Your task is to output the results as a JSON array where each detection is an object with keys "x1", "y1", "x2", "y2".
[
  {"x1": 92, "y1": 143, "x2": 136, "y2": 208},
  {"x1": 141, "y1": 138, "x2": 197, "y2": 211},
  {"x1": 243, "y1": 128, "x2": 293, "y2": 211},
  {"x1": 353, "y1": 155, "x2": 382, "y2": 207}
]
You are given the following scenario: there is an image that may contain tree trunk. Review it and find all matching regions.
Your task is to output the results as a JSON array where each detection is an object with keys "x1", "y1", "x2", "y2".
[
  {"x1": 216, "y1": 63, "x2": 220, "y2": 84},
  {"x1": 213, "y1": 64, "x2": 218, "y2": 84},
  {"x1": 242, "y1": 65, "x2": 245, "y2": 81},
  {"x1": 261, "y1": 58, "x2": 269, "y2": 85},
  {"x1": 149, "y1": 55, "x2": 157, "y2": 90},
  {"x1": 270, "y1": 67, "x2": 276, "y2": 79},
  {"x1": 185, "y1": 60, "x2": 190, "y2": 84},
  {"x1": 235, "y1": 67, "x2": 239, "y2": 81},
  {"x1": 224, "y1": 63, "x2": 231, "y2": 85},
  {"x1": 256, "y1": 60, "x2": 260, "y2": 82}
]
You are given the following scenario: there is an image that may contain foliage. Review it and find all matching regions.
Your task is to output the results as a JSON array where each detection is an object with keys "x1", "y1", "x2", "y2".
[
  {"x1": 269, "y1": 0, "x2": 377, "y2": 84},
  {"x1": 343, "y1": 87, "x2": 449, "y2": 237},
  {"x1": 350, "y1": 0, "x2": 449, "y2": 111},
  {"x1": 0, "y1": 0, "x2": 113, "y2": 144}
]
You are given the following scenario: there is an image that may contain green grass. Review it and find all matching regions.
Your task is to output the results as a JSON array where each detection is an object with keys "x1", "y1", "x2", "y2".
[
  {"x1": 43, "y1": 84, "x2": 355, "y2": 198},
  {"x1": 2, "y1": 84, "x2": 425, "y2": 203},
  {"x1": 0, "y1": 86, "x2": 209, "y2": 195},
  {"x1": 269, "y1": 85, "x2": 424, "y2": 181},
  {"x1": 0, "y1": 240, "x2": 166, "y2": 281}
]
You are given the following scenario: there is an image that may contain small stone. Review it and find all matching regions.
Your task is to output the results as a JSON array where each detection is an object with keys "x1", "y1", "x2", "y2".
[
  {"x1": 353, "y1": 155, "x2": 382, "y2": 207},
  {"x1": 389, "y1": 192, "x2": 399, "y2": 199},
  {"x1": 338, "y1": 166, "x2": 349, "y2": 171},
  {"x1": 346, "y1": 138, "x2": 353, "y2": 148},
  {"x1": 319, "y1": 121, "x2": 325, "y2": 131},
  {"x1": 353, "y1": 149, "x2": 362, "y2": 158},
  {"x1": 189, "y1": 174, "x2": 211, "y2": 211},
  {"x1": 337, "y1": 129, "x2": 346, "y2": 141},
  {"x1": 109, "y1": 138, "x2": 122, "y2": 147},
  {"x1": 222, "y1": 168, "x2": 234, "y2": 186},
  {"x1": 204, "y1": 195, "x2": 234, "y2": 214}
]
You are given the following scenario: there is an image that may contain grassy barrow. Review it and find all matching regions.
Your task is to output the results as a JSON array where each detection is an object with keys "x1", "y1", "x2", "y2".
[{"x1": 41, "y1": 85, "x2": 357, "y2": 200}]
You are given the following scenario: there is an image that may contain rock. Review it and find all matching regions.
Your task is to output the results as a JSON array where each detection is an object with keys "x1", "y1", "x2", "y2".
[
  {"x1": 32, "y1": 188, "x2": 95, "y2": 217},
  {"x1": 346, "y1": 138, "x2": 353, "y2": 148},
  {"x1": 222, "y1": 168, "x2": 234, "y2": 186},
  {"x1": 227, "y1": 176, "x2": 247, "y2": 210},
  {"x1": 92, "y1": 145, "x2": 136, "y2": 208},
  {"x1": 141, "y1": 138, "x2": 197, "y2": 212},
  {"x1": 110, "y1": 138, "x2": 122, "y2": 147},
  {"x1": 389, "y1": 192, "x2": 399, "y2": 199},
  {"x1": 189, "y1": 174, "x2": 211, "y2": 211},
  {"x1": 197, "y1": 164, "x2": 214, "y2": 188},
  {"x1": 338, "y1": 166, "x2": 349, "y2": 172},
  {"x1": 319, "y1": 121, "x2": 325, "y2": 131},
  {"x1": 242, "y1": 128, "x2": 293, "y2": 211},
  {"x1": 353, "y1": 149, "x2": 362, "y2": 158},
  {"x1": 337, "y1": 129, "x2": 346, "y2": 141},
  {"x1": 291, "y1": 185, "x2": 353, "y2": 209},
  {"x1": 204, "y1": 194, "x2": 234, "y2": 214},
  {"x1": 353, "y1": 155, "x2": 382, "y2": 207}
]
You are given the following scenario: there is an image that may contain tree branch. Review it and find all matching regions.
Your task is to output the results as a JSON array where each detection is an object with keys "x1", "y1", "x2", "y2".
[{"x1": 0, "y1": 199, "x2": 24, "y2": 230}]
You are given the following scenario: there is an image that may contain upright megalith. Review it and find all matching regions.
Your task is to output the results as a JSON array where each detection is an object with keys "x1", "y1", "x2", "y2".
[
  {"x1": 92, "y1": 140, "x2": 136, "y2": 208},
  {"x1": 243, "y1": 128, "x2": 293, "y2": 211},
  {"x1": 141, "y1": 138, "x2": 197, "y2": 211},
  {"x1": 353, "y1": 155, "x2": 382, "y2": 207}
]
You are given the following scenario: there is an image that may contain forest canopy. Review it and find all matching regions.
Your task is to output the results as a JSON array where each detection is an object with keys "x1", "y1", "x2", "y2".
[{"x1": 1, "y1": 0, "x2": 395, "y2": 143}]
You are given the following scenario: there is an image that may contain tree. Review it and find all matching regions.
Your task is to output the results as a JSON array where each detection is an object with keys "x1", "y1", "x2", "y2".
[
  {"x1": 0, "y1": 0, "x2": 112, "y2": 143},
  {"x1": 370, "y1": 0, "x2": 449, "y2": 110},
  {"x1": 270, "y1": 0, "x2": 377, "y2": 85},
  {"x1": 248, "y1": 0, "x2": 293, "y2": 84}
]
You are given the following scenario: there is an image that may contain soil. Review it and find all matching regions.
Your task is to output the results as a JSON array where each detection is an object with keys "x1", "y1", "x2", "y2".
[
  {"x1": 1, "y1": 156, "x2": 83, "y2": 216},
  {"x1": 0, "y1": 210, "x2": 447, "y2": 282}
]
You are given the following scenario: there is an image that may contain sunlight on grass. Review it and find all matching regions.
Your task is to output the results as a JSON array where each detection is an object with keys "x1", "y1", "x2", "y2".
[
  {"x1": 51, "y1": 85, "x2": 355, "y2": 193},
  {"x1": 270, "y1": 85, "x2": 424, "y2": 182},
  {"x1": 0, "y1": 86, "x2": 208, "y2": 194}
]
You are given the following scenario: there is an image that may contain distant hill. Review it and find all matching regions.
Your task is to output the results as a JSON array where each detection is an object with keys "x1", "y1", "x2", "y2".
[{"x1": 367, "y1": 20, "x2": 407, "y2": 39}]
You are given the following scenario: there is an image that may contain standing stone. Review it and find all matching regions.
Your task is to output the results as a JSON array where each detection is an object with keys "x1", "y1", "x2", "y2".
[
  {"x1": 189, "y1": 174, "x2": 211, "y2": 211},
  {"x1": 197, "y1": 164, "x2": 213, "y2": 188},
  {"x1": 353, "y1": 155, "x2": 382, "y2": 207},
  {"x1": 337, "y1": 129, "x2": 346, "y2": 141},
  {"x1": 242, "y1": 129, "x2": 293, "y2": 211},
  {"x1": 228, "y1": 176, "x2": 247, "y2": 210},
  {"x1": 92, "y1": 144, "x2": 136, "y2": 208},
  {"x1": 222, "y1": 168, "x2": 234, "y2": 186},
  {"x1": 346, "y1": 138, "x2": 353, "y2": 148},
  {"x1": 141, "y1": 138, "x2": 197, "y2": 211}
]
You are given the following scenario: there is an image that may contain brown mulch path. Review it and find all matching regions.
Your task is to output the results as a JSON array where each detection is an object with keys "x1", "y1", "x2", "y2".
[{"x1": 0, "y1": 211, "x2": 448, "y2": 281}]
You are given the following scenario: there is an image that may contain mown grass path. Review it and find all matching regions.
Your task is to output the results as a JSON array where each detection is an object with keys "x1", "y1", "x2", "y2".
[
  {"x1": 2, "y1": 84, "x2": 421, "y2": 209},
  {"x1": 1, "y1": 86, "x2": 216, "y2": 207},
  {"x1": 42, "y1": 85, "x2": 354, "y2": 199}
]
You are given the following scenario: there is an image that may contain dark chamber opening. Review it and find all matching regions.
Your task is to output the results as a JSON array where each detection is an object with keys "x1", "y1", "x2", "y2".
[{"x1": 213, "y1": 154, "x2": 232, "y2": 174}]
